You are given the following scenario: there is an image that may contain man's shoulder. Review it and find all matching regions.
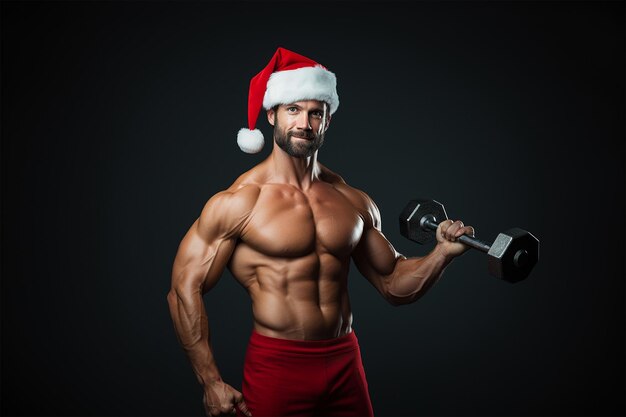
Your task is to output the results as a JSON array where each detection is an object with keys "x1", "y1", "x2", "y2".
[
  {"x1": 338, "y1": 184, "x2": 380, "y2": 226},
  {"x1": 318, "y1": 164, "x2": 381, "y2": 229},
  {"x1": 208, "y1": 182, "x2": 261, "y2": 213},
  {"x1": 199, "y1": 180, "x2": 261, "y2": 235},
  {"x1": 195, "y1": 184, "x2": 259, "y2": 238}
]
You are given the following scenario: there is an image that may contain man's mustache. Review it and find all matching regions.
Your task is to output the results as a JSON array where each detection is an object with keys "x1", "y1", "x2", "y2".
[{"x1": 289, "y1": 131, "x2": 315, "y2": 140}]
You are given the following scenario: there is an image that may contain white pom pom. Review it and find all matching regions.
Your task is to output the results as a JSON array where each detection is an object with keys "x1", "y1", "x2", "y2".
[{"x1": 237, "y1": 128, "x2": 264, "y2": 154}]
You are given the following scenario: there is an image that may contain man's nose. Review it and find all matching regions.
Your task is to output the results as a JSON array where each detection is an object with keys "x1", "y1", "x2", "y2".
[{"x1": 295, "y1": 112, "x2": 312, "y2": 130}]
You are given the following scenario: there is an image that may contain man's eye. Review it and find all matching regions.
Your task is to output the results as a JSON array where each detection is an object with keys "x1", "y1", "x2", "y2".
[
  {"x1": 312, "y1": 112, "x2": 323, "y2": 118},
  {"x1": 287, "y1": 107, "x2": 298, "y2": 112}
]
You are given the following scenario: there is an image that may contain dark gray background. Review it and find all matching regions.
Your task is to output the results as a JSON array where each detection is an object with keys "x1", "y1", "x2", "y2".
[{"x1": 1, "y1": 1, "x2": 624, "y2": 416}]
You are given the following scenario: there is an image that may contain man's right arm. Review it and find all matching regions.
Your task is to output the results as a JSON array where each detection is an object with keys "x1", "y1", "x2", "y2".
[{"x1": 167, "y1": 185, "x2": 258, "y2": 416}]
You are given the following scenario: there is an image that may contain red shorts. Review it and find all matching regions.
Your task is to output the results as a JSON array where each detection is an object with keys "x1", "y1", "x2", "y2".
[{"x1": 239, "y1": 329, "x2": 375, "y2": 417}]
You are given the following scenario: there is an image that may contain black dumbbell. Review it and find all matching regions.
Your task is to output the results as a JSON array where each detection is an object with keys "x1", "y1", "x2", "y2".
[{"x1": 399, "y1": 199, "x2": 539, "y2": 283}]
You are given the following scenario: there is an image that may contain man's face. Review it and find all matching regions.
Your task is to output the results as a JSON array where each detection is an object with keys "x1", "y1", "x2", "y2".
[{"x1": 270, "y1": 100, "x2": 329, "y2": 158}]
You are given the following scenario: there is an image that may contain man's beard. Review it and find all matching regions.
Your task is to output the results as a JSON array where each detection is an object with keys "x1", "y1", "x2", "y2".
[{"x1": 274, "y1": 124, "x2": 325, "y2": 158}]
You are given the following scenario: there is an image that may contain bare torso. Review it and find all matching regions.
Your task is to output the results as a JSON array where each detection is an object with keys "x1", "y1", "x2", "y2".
[{"x1": 225, "y1": 161, "x2": 368, "y2": 340}]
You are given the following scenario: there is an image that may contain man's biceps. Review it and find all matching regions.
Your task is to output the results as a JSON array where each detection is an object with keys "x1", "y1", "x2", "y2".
[
  {"x1": 173, "y1": 230, "x2": 219, "y2": 272},
  {"x1": 195, "y1": 215, "x2": 225, "y2": 241},
  {"x1": 360, "y1": 228, "x2": 396, "y2": 255},
  {"x1": 352, "y1": 241, "x2": 378, "y2": 270},
  {"x1": 187, "y1": 217, "x2": 231, "y2": 249},
  {"x1": 355, "y1": 231, "x2": 398, "y2": 274}
]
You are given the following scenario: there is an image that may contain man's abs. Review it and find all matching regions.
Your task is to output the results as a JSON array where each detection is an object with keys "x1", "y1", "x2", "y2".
[
  {"x1": 229, "y1": 242, "x2": 354, "y2": 340},
  {"x1": 251, "y1": 284, "x2": 353, "y2": 340}
]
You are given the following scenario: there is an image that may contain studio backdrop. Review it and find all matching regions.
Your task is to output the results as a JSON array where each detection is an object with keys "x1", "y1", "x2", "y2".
[{"x1": 1, "y1": 1, "x2": 624, "y2": 416}]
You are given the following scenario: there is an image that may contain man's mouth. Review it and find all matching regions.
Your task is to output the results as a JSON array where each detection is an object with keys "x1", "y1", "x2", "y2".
[{"x1": 291, "y1": 134, "x2": 314, "y2": 140}]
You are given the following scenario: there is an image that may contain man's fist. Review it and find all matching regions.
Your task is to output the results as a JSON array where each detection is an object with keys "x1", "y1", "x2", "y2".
[
  {"x1": 203, "y1": 380, "x2": 251, "y2": 417},
  {"x1": 436, "y1": 219, "x2": 475, "y2": 258}
]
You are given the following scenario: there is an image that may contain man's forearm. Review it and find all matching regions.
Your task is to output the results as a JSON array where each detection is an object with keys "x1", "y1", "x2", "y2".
[
  {"x1": 385, "y1": 244, "x2": 453, "y2": 305},
  {"x1": 167, "y1": 287, "x2": 222, "y2": 386}
]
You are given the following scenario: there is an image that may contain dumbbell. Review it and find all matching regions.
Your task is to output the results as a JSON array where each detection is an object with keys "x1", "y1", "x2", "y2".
[{"x1": 399, "y1": 199, "x2": 539, "y2": 283}]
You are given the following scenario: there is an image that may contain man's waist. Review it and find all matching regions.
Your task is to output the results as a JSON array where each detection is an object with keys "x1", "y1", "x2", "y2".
[{"x1": 247, "y1": 328, "x2": 359, "y2": 356}]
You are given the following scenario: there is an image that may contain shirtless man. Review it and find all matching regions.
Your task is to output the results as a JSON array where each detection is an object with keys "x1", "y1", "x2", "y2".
[{"x1": 167, "y1": 48, "x2": 475, "y2": 417}]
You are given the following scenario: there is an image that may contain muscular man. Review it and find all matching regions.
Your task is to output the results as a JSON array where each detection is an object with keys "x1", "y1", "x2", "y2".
[{"x1": 167, "y1": 47, "x2": 475, "y2": 417}]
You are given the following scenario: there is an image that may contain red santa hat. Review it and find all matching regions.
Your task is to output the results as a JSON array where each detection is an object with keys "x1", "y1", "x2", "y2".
[{"x1": 237, "y1": 47, "x2": 340, "y2": 154}]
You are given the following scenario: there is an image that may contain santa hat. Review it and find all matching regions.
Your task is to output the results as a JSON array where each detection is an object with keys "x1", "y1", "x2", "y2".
[{"x1": 237, "y1": 47, "x2": 340, "y2": 154}]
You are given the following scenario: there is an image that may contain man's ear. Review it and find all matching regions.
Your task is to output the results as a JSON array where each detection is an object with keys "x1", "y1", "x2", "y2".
[
  {"x1": 267, "y1": 108, "x2": 275, "y2": 126},
  {"x1": 324, "y1": 114, "x2": 332, "y2": 132}
]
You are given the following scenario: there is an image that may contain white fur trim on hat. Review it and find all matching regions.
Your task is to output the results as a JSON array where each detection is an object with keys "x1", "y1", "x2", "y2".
[
  {"x1": 263, "y1": 66, "x2": 339, "y2": 114},
  {"x1": 237, "y1": 128, "x2": 265, "y2": 154}
]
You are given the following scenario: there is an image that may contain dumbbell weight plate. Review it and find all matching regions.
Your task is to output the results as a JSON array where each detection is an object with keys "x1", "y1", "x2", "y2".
[
  {"x1": 399, "y1": 199, "x2": 448, "y2": 244},
  {"x1": 487, "y1": 228, "x2": 540, "y2": 282}
]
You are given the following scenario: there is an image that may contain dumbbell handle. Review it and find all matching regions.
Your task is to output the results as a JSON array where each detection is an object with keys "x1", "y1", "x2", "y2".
[
  {"x1": 420, "y1": 215, "x2": 491, "y2": 253},
  {"x1": 421, "y1": 214, "x2": 531, "y2": 269}
]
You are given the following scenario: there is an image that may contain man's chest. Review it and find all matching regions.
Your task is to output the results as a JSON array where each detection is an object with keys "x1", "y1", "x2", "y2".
[{"x1": 241, "y1": 183, "x2": 364, "y2": 258}]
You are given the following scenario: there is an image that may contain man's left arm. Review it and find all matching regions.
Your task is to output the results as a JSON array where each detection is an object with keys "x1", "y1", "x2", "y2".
[{"x1": 351, "y1": 192, "x2": 474, "y2": 306}]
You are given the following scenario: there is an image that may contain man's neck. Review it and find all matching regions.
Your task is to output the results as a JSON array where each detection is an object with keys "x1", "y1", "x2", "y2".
[{"x1": 268, "y1": 144, "x2": 321, "y2": 190}]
